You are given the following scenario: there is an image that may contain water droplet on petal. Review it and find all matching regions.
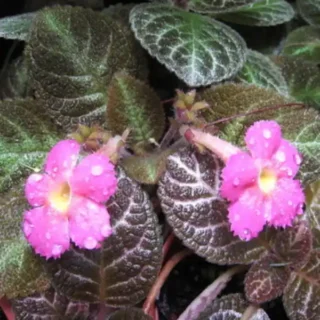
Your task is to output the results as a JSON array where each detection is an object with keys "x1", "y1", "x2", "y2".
[
  {"x1": 263, "y1": 129, "x2": 272, "y2": 139},
  {"x1": 91, "y1": 165, "x2": 103, "y2": 176},
  {"x1": 33, "y1": 174, "x2": 43, "y2": 182},
  {"x1": 53, "y1": 167, "x2": 58, "y2": 173},
  {"x1": 276, "y1": 151, "x2": 286, "y2": 163},
  {"x1": 63, "y1": 160, "x2": 68, "y2": 168},
  {"x1": 249, "y1": 138, "x2": 255, "y2": 145},
  {"x1": 101, "y1": 224, "x2": 112, "y2": 237},
  {"x1": 29, "y1": 193, "x2": 34, "y2": 200},
  {"x1": 24, "y1": 222, "x2": 33, "y2": 237},
  {"x1": 295, "y1": 154, "x2": 302, "y2": 165},
  {"x1": 84, "y1": 237, "x2": 98, "y2": 249},
  {"x1": 264, "y1": 142, "x2": 269, "y2": 148},
  {"x1": 45, "y1": 232, "x2": 51, "y2": 239},
  {"x1": 287, "y1": 168, "x2": 293, "y2": 177},
  {"x1": 233, "y1": 178, "x2": 240, "y2": 186},
  {"x1": 241, "y1": 229, "x2": 251, "y2": 241},
  {"x1": 288, "y1": 200, "x2": 293, "y2": 206},
  {"x1": 52, "y1": 245, "x2": 63, "y2": 256}
]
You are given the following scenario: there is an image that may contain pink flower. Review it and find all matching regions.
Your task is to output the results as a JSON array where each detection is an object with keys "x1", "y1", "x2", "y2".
[
  {"x1": 221, "y1": 121, "x2": 305, "y2": 241},
  {"x1": 23, "y1": 140, "x2": 117, "y2": 259}
]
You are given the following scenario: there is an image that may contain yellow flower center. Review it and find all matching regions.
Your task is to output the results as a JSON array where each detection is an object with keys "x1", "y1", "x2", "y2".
[
  {"x1": 258, "y1": 169, "x2": 277, "y2": 194},
  {"x1": 49, "y1": 182, "x2": 71, "y2": 213}
]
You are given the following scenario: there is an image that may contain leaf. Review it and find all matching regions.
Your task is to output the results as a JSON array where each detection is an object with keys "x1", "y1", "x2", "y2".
[
  {"x1": 46, "y1": 167, "x2": 162, "y2": 306},
  {"x1": 281, "y1": 26, "x2": 320, "y2": 63},
  {"x1": 185, "y1": 0, "x2": 258, "y2": 14},
  {"x1": 24, "y1": 0, "x2": 104, "y2": 10},
  {"x1": 12, "y1": 287, "x2": 98, "y2": 320},
  {"x1": 245, "y1": 254, "x2": 290, "y2": 304},
  {"x1": 121, "y1": 148, "x2": 176, "y2": 185},
  {"x1": 199, "y1": 83, "x2": 320, "y2": 185},
  {"x1": 217, "y1": 0, "x2": 295, "y2": 27},
  {"x1": 236, "y1": 49, "x2": 289, "y2": 96},
  {"x1": 0, "y1": 189, "x2": 49, "y2": 298},
  {"x1": 305, "y1": 180, "x2": 320, "y2": 249},
  {"x1": 129, "y1": 3, "x2": 247, "y2": 87},
  {"x1": 0, "y1": 99, "x2": 60, "y2": 193},
  {"x1": 273, "y1": 221, "x2": 313, "y2": 270},
  {"x1": 0, "y1": 12, "x2": 35, "y2": 41},
  {"x1": 109, "y1": 308, "x2": 152, "y2": 320},
  {"x1": 102, "y1": 3, "x2": 136, "y2": 25},
  {"x1": 0, "y1": 57, "x2": 30, "y2": 99},
  {"x1": 158, "y1": 146, "x2": 272, "y2": 265},
  {"x1": 272, "y1": 56, "x2": 320, "y2": 110},
  {"x1": 26, "y1": 6, "x2": 147, "y2": 129},
  {"x1": 283, "y1": 250, "x2": 320, "y2": 320},
  {"x1": 106, "y1": 73, "x2": 165, "y2": 149},
  {"x1": 297, "y1": 0, "x2": 320, "y2": 26}
]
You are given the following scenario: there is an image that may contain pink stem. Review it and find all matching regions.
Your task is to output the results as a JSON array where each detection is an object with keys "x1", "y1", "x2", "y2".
[{"x1": 0, "y1": 297, "x2": 15, "y2": 320}]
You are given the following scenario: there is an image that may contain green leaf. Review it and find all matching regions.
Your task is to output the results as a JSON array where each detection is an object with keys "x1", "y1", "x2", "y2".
[
  {"x1": 281, "y1": 26, "x2": 320, "y2": 63},
  {"x1": 218, "y1": 0, "x2": 295, "y2": 27},
  {"x1": 199, "y1": 83, "x2": 320, "y2": 184},
  {"x1": 283, "y1": 250, "x2": 320, "y2": 320},
  {"x1": 297, "y1": 0, "x2": 320, "y2": 25},
  {"x1": 12, "y1": 287, "x2": 99, "y2": 319},
  {"x1": 0, "y1": 99, "x2": 60, "y2": 193},
  {"x1": 24, "y1": 0, "x2": 104, "y2": 10},
  {"x1": 27, "y1": 6, "x2": 147, "y2": 129},
  {"x1": 106, "y1": 73, "x2": 165, "y2": 149},
  {"x1": 236, "y1": 49, "x2": 289, "y2": 96},
  {"x1": 46, "y1": 168, "x2": 162, "y2": 306},
  {"x1": 0, "y1": 13, "x2": 35, "y2": 41},
  {"x1": 186, "y1": 0, "x2": 257, "y2": 14},
  {"x1": 272, "y1": 56, "x2": 320, "y2": 110},
  {"x1": 102, "y1": 3, "x2": 136, "y2": 25},
  {"x1": 0, "y1": 57, "x2": 30, "y2": 99},
  {"x1": 110, "y1": 308, "x2": 152, "y2": 320},
  {"x1": 130, "y1": 3, "x2": 247, "y2": 87},
  {"x1": 0, "y1": 189, "x2": 49, "y2": 298}
]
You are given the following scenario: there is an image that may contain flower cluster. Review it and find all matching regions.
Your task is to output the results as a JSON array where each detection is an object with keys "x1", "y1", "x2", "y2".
[
  {"x1": 23, "y1": 140, "x2": 117, "y2": 259},
  {"x1": 221, "y1": 121, "x2": 305, "y2": 241}
]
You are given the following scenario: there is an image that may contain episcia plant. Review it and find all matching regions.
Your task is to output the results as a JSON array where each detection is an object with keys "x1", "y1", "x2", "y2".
[{"x1": 0, "y1": 0, "x2": 319, "y2": 319}]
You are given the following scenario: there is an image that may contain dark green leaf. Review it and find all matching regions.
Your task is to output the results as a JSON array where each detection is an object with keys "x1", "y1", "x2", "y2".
[
  {"x1": 0, "y1": 13, "x2": 35, "y2": 41},
  {"x1": 0, "y1": 189, "x2": 49, "y2": 298},
  {"x1": 199, "y1": 83, "x2": 320, "y2": 184},
  {"x1": 0, "y1": 58, "x2": 30, "y2": 99},
  {"x1": 130, "y1": 3, "x2": 247, "y2": 86},
  {"x1": 218, "y1": 0, "x2": 295, "y2": 26},
  {"x1": 158, "y1": 146, "x2": 272, "y2": 264},
  {"x1": 27, "y1": 6, "x2": 147, "y2": 129},
  {"x1": 106, "y1": 73, "x2": 165, "y2": 149},
  {"x1": 272, "y1": 56, "x2": 320, "y2": 110},
  {"x1": 12, "y1": 287, "x2": 98, "y2": 320},
  {"x1": 0, "y1": 99, "x2": 60, "y2": 193},
  {"x1": 236, "y1": 49, "x2": 289, "y2": 96},
  {"x1": 297, "y1": 0, "x2": 320, "y2": 25},
  {"x1": 46, "y1": 167, "x2": 162, "y2": 306},
  {"x1": 283, "y1": 250, "x2": 320, "y2": 320},
  {"x1": 109, "y1": 308, "x2": 152, "y2": 320},
  {"x1": 281, "y1": 26, "x2": 320, "y2": 63},
  {"x1": 24, "y1": 0, "x2": 104, "y2": 10}
]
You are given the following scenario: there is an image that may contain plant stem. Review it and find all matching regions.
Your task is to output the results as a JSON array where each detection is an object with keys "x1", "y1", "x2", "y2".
[
  {"x1": 177, "y1": 265, "x2": 247, "y2": 320},
  {"x1": 240, "y1": 304, "x2": 260, "y2": 320},
  {"x1": 143, "y1": 248, "x2": 192, "y2": 315},
  {"x1": 0, "y1": 297, "x2": 15, "y2": 320},
  {"x1": 162, "y1": 232, "x2": 175, "y2": 262}
]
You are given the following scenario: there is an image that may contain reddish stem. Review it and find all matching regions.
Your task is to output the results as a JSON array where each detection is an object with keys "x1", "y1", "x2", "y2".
[
  {"x1": 161, "y1": 98, "x2": 175, "y2": 105},
  {"x1": 162, "y1": 233, "x2": 175, "y2": 262},
  {"x1": 143, "y1": 249, "x2": 192, "y2": 315},
  {"x1": 0, "y1": 297, "x2": 15, "y2": 320}
]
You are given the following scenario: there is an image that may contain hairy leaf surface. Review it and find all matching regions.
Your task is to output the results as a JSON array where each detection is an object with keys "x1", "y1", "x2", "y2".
[{"x1": 297, "y1": 0, "x2": 320, "y2": 25}]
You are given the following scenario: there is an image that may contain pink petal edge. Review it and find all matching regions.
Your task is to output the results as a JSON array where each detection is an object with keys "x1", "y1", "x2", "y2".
[{"x1": 25, "y1": 173, "x2": 51, "y2": 207}]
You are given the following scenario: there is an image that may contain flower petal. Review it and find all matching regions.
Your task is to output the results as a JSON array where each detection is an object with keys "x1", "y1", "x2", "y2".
[
  {"x1": 25, "y1": 173, "x2": 51, "y2": 207},
  {"x1": 267, "y1": 178, "x2": 305, "y2": 228},
  {"x1": 68, "y1": 197, "x2": 112, "y2": 249},
  {"x1": 245, "y1": 121, "x2": 282, "y2": 160},
  {"x1": 45, "y1": 140, "x2": 80, "y2": 180},
  {"x1": 70, "y1": 153, "x2": 117, "y2": 203},
  {"x1": 23, "y1": 207, "x2": 70, "y2": 259},
  {"x1": 221, "y1": 152, "x2": 258, "y2": 202},
  {"x1": 228, "y1": 186, "x2": 266, "y2": 241},
  {"x1": 271, "y1": 139, "x2": 301, "y2": 178}
]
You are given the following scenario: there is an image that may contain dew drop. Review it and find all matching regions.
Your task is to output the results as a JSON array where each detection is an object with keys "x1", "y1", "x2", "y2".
[
  {"x1": 45, "y1": 232, "x2": 51, "y2": 239},
  {"x1": 288, "y1": 200, "x2": 293, "y2": 206},
  {"x1": 53, "y1": 167, "x2": 58, "y2": 173},
  {"x1": 276, "y1": 151, "x2": 286, "y2": 163},
  {"x1": 295, "y1": 154, "x2": 302, "y2": 165},
  {"x1": 263, "y1": 129, "x2": 272, "y2": 139},
  {"x1": 84, "y1": 237, "x2": 98, "y2": 249},
  {"x1": 241, "y1": 229, "x2": 251, "y2": 241},
  {"x1": 233, "y1": 178, "x2": 240, "y2": 186},
  {"x1": 23, "y1": 222, "x2": 33, "y2": 237},
  {"x1": 52, "y1": 245, "x2": 63, "y2": 256},
  {"x1": 101, "y1": 224, "x2": 112, "y2": 237},
  {"x1": 33, "y1": 174, "x2": 43, "y2": 182},
  {"x1": 287, "y1": 168, "x2": 293, "y2": 177},
  {"x1": 91, "y1": 165, "x2": 103, "y2": 176}
]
